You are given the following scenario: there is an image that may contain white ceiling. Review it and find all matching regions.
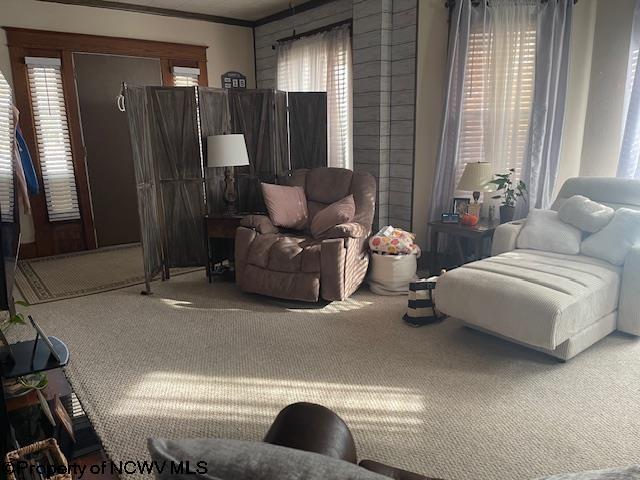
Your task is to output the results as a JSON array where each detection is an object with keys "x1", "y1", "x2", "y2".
[{"x1": 93, "y1": 0, "x2": 312, "y2": 22}]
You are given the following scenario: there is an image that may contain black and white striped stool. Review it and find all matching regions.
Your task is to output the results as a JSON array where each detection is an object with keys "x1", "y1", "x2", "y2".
[{"x1": 403, "y1": 275, "x2": 447, "y2": 327}]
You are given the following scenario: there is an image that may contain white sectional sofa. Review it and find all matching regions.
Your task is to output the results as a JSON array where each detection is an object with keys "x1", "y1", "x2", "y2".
[{"x1": 435, "y1": 177, "x2": 640, "y2": 361}]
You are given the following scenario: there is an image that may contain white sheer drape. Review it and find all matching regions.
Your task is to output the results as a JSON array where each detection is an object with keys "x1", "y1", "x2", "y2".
[
  {"x1": 433, "y1": 0, "x2": 537, "y2": 219},
  {"x1": 277, "y1": 25, "x2": 352, "y2": 169},
  {"x1": 482, "y1": 0, "x2": 537, "y2": 179},
  {"x1": 431, "y1": 0, "x2": 572, "y2": 223}
]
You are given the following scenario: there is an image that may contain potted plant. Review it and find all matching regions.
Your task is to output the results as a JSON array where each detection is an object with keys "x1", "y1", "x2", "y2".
[{"x1": 488, "y1": 169, "x2": 527, "y2": 224}]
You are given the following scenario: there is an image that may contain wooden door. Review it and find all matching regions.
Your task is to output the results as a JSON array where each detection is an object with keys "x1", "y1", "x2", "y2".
[{"x1": 73, "y1": 53, "x2": 162, "y2": 247}]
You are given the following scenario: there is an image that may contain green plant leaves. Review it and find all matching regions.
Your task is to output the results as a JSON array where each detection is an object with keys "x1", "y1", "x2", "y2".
[{"x1": 489, "y1": 170, "x2": 527, "y2": 208}]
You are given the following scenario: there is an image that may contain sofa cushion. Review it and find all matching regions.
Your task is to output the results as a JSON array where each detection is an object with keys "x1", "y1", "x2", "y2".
[
  {"x1": 246, "y1": 234, "x2": 322, "y2": 274},
  {"x1": 558, "y1": 195, "x2": 615, "y2": 233},
  {"x1": 148, "y1": 437, "x2": 389, "y2": 480},
  {"x1": 581, "y1": 208, "x2": 640, "y2": 266},
  {"x1": 435, "y1": 250, "x2": 621, "y2": 350},
  {"x1": 517, "y1": 209, "x2": 582, "y2": 255},
  {"x1": 262, "y1": 183, "x2": 309, "y2": 230},
  {"x1": 311, "y1": 195, "x2": 356, "y2": 239}
]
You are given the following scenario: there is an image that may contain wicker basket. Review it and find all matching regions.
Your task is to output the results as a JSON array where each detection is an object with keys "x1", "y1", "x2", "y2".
[{"x1": 5, "y1": 438, "x2": 71, "y2": 480}]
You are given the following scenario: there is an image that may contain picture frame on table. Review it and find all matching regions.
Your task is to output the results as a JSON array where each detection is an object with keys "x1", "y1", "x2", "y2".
[{"x1": 452, "y1": 197, "x2": 471, "y2": 216}]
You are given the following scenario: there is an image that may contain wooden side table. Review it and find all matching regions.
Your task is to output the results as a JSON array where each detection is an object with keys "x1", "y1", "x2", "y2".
[
  {"x1": 205, "y1": 214, "x2": 244, "y2": 282},
  {"x1": 428, "y1": 220, "x2": 497, "y2": 274}
]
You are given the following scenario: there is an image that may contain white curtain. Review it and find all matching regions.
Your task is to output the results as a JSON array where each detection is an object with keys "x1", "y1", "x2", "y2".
[
  {"x1": 618, "y1": 0, "x2": 640, "y2": 179},
  {"x1": 475, "y1": 0, "x2": 537, "y2": 179},
  {"x1": 430, "y1": 0, "x2": 572, "y2": 222},
  {"x1": 430, "y1": 0, "x2": 537, "y2": 220},
  {"x1": 277, "y1": 25, "x2": 352, "y2": 169}
]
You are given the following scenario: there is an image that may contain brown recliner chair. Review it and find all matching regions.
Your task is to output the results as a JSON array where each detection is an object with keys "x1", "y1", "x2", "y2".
[
  {"x1": 264, "y1": 402, "x2": 435, "y2": 479},
  {"x1": 235, "y1": 167, "x2": 376, "y2": 302}
]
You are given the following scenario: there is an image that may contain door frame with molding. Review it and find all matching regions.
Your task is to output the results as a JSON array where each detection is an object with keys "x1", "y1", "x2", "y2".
[{"x1": 5, "y1": 27, "x2": 208, "y2": 258}]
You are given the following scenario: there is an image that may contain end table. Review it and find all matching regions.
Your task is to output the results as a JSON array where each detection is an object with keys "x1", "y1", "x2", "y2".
[
  {"x1": 428, "y1": 220, "x2": 497, "y2": 274},
  {"x1": 205, "y1": 214, "x2": 244, "y2": 282}
]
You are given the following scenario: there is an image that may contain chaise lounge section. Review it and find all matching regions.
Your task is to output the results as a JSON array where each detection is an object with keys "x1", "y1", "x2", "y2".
[{"x1": 435, "y1": 177, "x2": 640, "y2": 361}]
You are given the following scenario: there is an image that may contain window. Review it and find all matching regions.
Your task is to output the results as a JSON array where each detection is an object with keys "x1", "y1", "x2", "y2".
[
  {"x1": 456, "y1": 26, "x2": 537, "y2": 186},
  {"x1": 172, "y1": 66, "x2": 200, "y2": 87},
  {"x1": 277, "y1": 25, "x2": 352, "y2": 169},
  {"x1": 26, "y1": 57, "x2": 80, "y2": 221},
  {"x1": 0, "y1": 70, "x2": 15, "y2": 222}
]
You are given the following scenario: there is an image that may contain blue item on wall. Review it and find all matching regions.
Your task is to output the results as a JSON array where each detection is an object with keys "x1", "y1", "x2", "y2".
[{"x1": 16, "y1": 127, "x2": 39, "y2": 195}]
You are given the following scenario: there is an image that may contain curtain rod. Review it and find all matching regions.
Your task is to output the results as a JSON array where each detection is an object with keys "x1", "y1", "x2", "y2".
[{"x1": 271, "y1": 19, "x2": 352, "y2": 50}]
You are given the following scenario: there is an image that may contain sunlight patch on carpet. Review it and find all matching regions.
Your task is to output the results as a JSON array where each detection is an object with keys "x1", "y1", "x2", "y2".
[{"x1": 112, "y1": 372, "x2": 424, "y2": 430}]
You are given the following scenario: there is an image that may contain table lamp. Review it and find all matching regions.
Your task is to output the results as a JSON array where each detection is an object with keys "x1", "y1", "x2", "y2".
[
  {"x1": 457, "y1": 161, "x2": 494, "y2": 217},
  {"x1": 207, "y1": 134, "x2": 250, "y2": 215}
]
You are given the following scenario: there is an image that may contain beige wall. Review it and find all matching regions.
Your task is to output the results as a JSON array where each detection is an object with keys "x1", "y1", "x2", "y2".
[
  {"x1": 0, "y1": 0, "x2": 255, "y2": 244},
  {"x1": 0, "y1": 0, "x2": 256, "y2": 90},
  {"x1": 412, "y1": 0, "x2": 449, "y2": 252},
  {"x1": 555, "y1": 0, "x2": 597, "y2": 196},
  {"x1": 580, "y1": 0, "x2": 635, "y2": 178}
]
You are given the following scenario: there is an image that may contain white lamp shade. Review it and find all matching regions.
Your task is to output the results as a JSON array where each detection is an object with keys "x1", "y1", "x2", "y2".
[
  {"x1": 457, "y1": 162, "x2": 495, "y2": 192},
  {"x1": 206, "y1": 134, "x2": 250, "y2": 168}
]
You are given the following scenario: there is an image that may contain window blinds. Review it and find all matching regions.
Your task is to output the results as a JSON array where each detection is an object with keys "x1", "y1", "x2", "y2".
[
  {"x1": 26, "y1": 57, "x2": 80, "y2": 221},
  {"x1": 0, "y1": 71, "x2": 14, "y2": 222},
  {"x1": 456, "y1": 27, "x2": 536, "y2": 186},
  {"x1": 172, "y1": 66, "x2": 200, "y2": 87}
]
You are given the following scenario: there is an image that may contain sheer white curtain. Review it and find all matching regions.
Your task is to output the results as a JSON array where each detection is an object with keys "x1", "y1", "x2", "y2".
[
  {"x1": 277, "y1": 25, "x2": 352, "y2": 169},
  {"x1": 435, "y1": 0, "x2": 537, "y2": 218},
  {"x1": 431, "y1": 0, "x2": 571, "y2": 222},
  {"x1": 457, "y1": 0, "x2": 537, "y2": 183}
]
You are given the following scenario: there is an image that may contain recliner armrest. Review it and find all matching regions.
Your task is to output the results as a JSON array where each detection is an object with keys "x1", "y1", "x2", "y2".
[
  {"x1": 316, "y1": 222, "x2": 368, "y2": 240},
  {"x1": 619, "y1": 245, "x2": 640, "y2": 335},
  {"x1": 491, "y1": 220, "x2": 524, "y2": 256},
  {"x1": 240, "y1": 214, "x2": 280, "y2": 234}
]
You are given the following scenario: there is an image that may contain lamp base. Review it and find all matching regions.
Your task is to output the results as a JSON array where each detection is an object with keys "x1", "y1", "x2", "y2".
[
  {"x1": 223, "y1": 202, "x2": 238, "y2": 216},
  {"x1": 222, "y1": 167, "x2": 238, "y2": 216}
]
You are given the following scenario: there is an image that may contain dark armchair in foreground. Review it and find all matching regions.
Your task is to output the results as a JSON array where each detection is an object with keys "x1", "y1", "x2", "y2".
[
  {"x1": 235, "y1": 167, "x2": 376, "y2": 302},
  {"x1": 264, "y1": 402, "x2": 434, "y2": 480}
]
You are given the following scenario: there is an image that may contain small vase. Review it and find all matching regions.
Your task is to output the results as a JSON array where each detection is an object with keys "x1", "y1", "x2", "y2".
[{"x1": 499, "y1": 205, "x2": 515, "y2": 224}]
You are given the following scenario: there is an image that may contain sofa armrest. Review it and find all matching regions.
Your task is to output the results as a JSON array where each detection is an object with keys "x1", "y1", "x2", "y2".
[
  {"x1": 317, "y1": 222, "x2": 368, "y2": 240},
  {"x1": 359, "y1": 459, "x2": 439, "y2": 480},
  {"x1": 619, "y1": 245, "x2": 640, "y2": 335},
  {"x1": 491, "y1": 220, "x2": 524, "y2": 256},
  {"x1": 240, "y1": 214, "x2": 280, "y2": 234}
]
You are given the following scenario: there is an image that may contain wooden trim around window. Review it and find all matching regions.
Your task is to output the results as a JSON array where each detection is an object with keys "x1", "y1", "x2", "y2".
[
  {"x1": 6, "y1": 28, "x2": 208, "y2": 257},
  {"x1": 4, "y1": 28, "x2": 208, "y2": 61}
]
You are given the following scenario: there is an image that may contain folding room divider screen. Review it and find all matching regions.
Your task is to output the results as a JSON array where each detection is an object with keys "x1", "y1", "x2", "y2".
[{"x1": 123, "y1": 85, "x2": 327, "y2": 292}]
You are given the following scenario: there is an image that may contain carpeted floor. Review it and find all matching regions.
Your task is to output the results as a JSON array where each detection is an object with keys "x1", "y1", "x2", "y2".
[
  {"x1": 15, "y1": 272, "x2": 640, "y2": 479},
  {"x1": 15, "y1": 244, "x2": 200, "y2": 304}
]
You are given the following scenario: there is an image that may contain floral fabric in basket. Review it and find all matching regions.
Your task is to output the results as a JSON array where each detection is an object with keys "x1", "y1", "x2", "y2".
[{"x1": 369, "y1": 226, "x2": 421, "y2": 256}]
